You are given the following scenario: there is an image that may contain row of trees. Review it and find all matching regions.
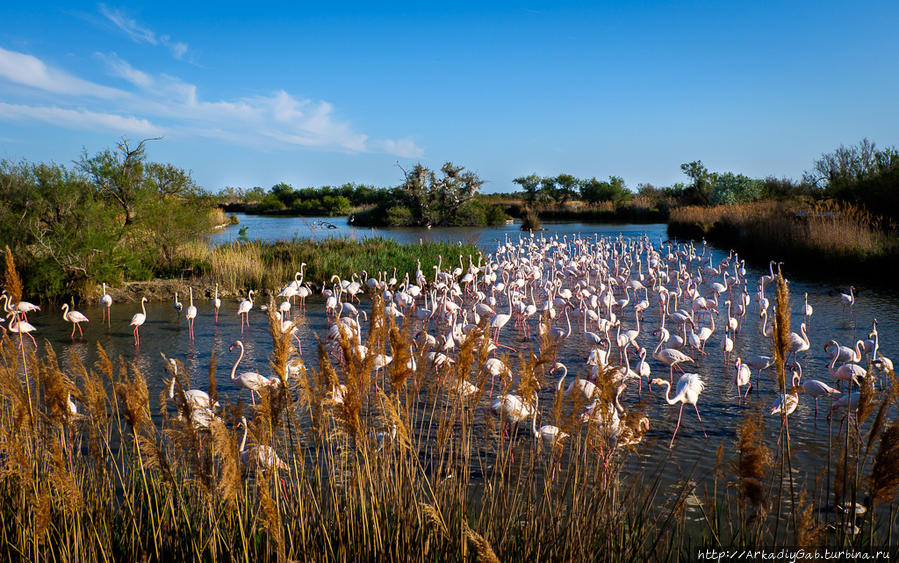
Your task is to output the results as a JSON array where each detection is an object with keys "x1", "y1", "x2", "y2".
[
  {"x1": 512, "y1": 174, "x2": 631, "y2": 206},
  {"x1": 0, "y1": 139, "x2": 217, "y2": 297},
  {"x1": 223, "y1": 182, "x2": 389, "y2": 216}
]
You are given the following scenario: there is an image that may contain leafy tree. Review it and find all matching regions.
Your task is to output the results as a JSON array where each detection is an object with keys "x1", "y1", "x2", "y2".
[
  {"x1": 513, "y1": 174, "x2": 541, "y2": 205},
  {"x1": 710, "y1": 172, "x2": 763, "y2": 205},
  {"x1": 680, "y1": 160, "x2": 716, "y2": 205},
  {"x1": 580, "y1": 176, "x2": 631, "y2": 204},
  {"x1": 553, "y1": 174, "x2": 580, "y2": 205},
  {"x1": 397, "y1": 162, "x2": 484, "y2": 227}
]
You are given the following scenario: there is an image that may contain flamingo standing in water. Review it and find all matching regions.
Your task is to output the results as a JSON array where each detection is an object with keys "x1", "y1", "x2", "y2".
[
  {"x1": 7, "y1": 314, "x2": 37, "y2": 349},
  {"x1": 61, "y1": 303, "x2": 89, "y2": 339},
  {"x1": 185, "y1": 287, "x2": 197, "y2": 340},
  {"x1": 770, "y1": 369, "x2": 801, "y2": 446},
  {"x1": 802, "y1": 293, "x2": 813, "y2": 324},
  {"x1": 840, "y1": 286, "x2": 855, "y2": 315},
  {"x1": 213, "y1": 283, "x2": 221, "y2": 324},
  {"x1": 100, "y1": 283, "x2": 113, "y2": 327},
  {"x1": 793, "y1": 362, "x2": 840, "y2": 417},
  {"x1": 130, "y1": 297, "x2": 148, "y2": 347},
  {"x1": 650, "y1": 373, "x2": 707, "y2": 447},
  {"x1": 229, "y1": 340, "x2": 274, "y2": 405},
  {"x1": 653, "y1": 339, "x2": 694, "y2": 383},
  {"x1": 237, "y1": 290, "x2": 254, "y2": 332},
  {"x1": 734, "y1": 357, "x2": 752, "y2": 403}
]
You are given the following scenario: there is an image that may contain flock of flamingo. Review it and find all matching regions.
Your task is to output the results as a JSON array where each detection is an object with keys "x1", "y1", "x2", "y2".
[{"x1": 2, "y1": 234, "x2": 895, "y2": 470}]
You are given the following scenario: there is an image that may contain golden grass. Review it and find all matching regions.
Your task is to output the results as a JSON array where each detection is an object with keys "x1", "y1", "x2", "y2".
[{"x1": 670, "y1": 200, "x2": 894, "y2": 259}]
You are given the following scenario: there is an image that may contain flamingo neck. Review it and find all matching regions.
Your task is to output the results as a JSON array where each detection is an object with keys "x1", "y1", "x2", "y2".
[{"x1": 231, "y1": 344, "x2": 244, "y2": 381}]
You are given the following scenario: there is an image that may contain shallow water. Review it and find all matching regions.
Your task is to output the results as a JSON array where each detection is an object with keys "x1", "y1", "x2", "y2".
[{"x1": 17, "y1": 219, "x2": 899, "y2": 508}]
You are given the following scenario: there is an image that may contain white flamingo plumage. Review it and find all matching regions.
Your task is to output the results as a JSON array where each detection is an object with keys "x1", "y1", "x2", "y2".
[
  {"x1": 650, "y1": 373, "x2": 707, "y2": 447},
  {"x1": 61, "y1": 303, "x2": 89, "y2": 339}
]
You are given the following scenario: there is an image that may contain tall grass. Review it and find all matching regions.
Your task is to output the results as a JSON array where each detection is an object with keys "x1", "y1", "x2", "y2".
[
  {"x1": 173, "y1": 237, "x2": 480, "y2": 297},
  {"x1": 669, "y1": 200, "x2": 897, "y2": 266}
]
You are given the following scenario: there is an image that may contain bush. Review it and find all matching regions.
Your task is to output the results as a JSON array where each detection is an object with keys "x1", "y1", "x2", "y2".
[{"x1": 385, "y1": 205, "x2": 414, "y2": 226}]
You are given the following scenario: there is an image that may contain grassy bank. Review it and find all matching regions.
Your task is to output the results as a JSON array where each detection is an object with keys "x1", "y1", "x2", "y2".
[{"x1": 668, "y1": 200, "x2": 899, "y2": 278}]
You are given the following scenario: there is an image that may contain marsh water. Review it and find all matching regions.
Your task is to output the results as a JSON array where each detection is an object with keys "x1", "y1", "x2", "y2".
[{"x1": 21, "y1": 214, "x2": 899, "y2": 511}]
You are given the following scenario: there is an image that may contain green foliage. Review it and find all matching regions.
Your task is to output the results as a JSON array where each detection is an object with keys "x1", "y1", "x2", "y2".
[
  {"x1": 710, "y1": 172, "x2": 763, "y2": 205},
  {"x1": 0, "y1": 139, "x2": 215, "y2": 298},
  {"x1": 680, "y1": 160, "x2": 715, "y2": 205},
  {"x1": 581, "y1": 176, "x2": 631, "y2": 204},
  {"x1": 385, "y1": 205, "x2": 415, "y2": 226},
  {"x1": 513, "y1": 174, "x2": 542, "y2": 205},
  {"x1": 804, "y1": 138, "x2": 899, "y2": 218}
]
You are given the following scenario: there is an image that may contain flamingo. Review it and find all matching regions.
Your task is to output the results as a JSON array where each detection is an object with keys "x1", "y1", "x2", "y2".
[
  {"x1": 7, "y1": 314, "x2": 37, "y2": 349},
  {"x1": 185, "y1": 287, "x2": 197, "y2": 340},
  {"x1": 794, "y1": 362, "x2": 840, "y2": 416},
  {"x1": 770, "y1": 369, "x2": 801, "y2": 446},
  {"x1": 802, "y1": 292, "x2": 813, "y2": 323},
  {"x1": 61, "y1": 303, "x2": 89, "y2": 339},
  {"x1": 166, "y1": 360, "x2": 219, "y2": 411},
  {"x1": 650, "y1": 373, "x2": 707, "y2": 447},
  {"x1": 228, "y1": 340, "x2": 275, "y2": 405},
  {"x1": 652, "y1": 339, "x2": 694, "y2": 383},
  {"x1": 100, "y1": 282, "x2": 113, "y2": 327},
  {"x1": 785, "y1": 322, "x2": 810, "y2": 364},
  {"x1": 213, "y1": 283, "x2": 221, "y2": 324},
  {"x1": 734, "y1": 357, "x2": 752, "y2": 403},
  {"x1": 239, "y1": 416, "x2": 288, "y2": 471},
  {"x1": 828, "y1": 354, "x2": 865, "y2": 388},
  {"x1": 839, "y1": 286, "x2": 855, "y2": 314},
  {"x1": 237, "y1": 290, "x2": 254, "y2": 331},
  {"x1": 130, "y1": 297, "x2": 148, "y2": 347},
  {"x1": 173, "y1": 292, "x2": 183, "y2": 311}
]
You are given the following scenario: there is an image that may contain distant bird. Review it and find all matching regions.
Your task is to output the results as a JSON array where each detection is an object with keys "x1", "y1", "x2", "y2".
[
  {"x1": 185, "y1": 287, "x2": 197, "y2": 340},
  {"x1": 802, "y1": 292, "x2": 813, "y2": 323},
  {"x1": 213, "y1": 283, "x2": 221, "y2": 324},
  {"x1": 100, "y1": 282, "x2": 113, "y2": 327},
  {"x1": 173, "y1": 292, "x2": 183, "y2": 311},
  {"x1": 840, "y1": 286, "x2": 855, "y2": 315},
  {"x1": 650, "y1": 373, "x2": 707, "y2": 448},
  {"x1": 130, "y1": 297, "x2": 148, "y2": 347},
  {"x1": 61, "y1": 303, "x2": 89, "y2": 339},
  {"x1": 653, "y1": 340, "x2": 694, "y2": 383}
]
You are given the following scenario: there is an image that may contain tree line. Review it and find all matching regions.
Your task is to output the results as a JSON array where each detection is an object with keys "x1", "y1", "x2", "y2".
[{"x1": 0, "y1": 139, "x2": 218, "y2": 298}]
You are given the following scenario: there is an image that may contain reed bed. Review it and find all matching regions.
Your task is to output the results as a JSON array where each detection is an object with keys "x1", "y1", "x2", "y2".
[
  {"x1": 174, "y1": 237, "x2": 480, "y2": 296},
  {"x1": 669, "y1": 200, "x2": 897, "y2": 264},
  {"x1": 3, "y1": 255, "x2": 899, "y2": 560}
]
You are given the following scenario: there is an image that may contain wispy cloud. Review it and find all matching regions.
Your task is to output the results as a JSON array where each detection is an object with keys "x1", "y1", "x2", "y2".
[
  {"x1": 0, "y1": 102, "x2": 163, "y2": 135},
  {"x1": 0, "y1": 47, "x2": 123, "y2": 99},
  {"x1": 0, "y1": 47, "x2": 422, "y2": 157},
  {"x1": 99, "y1": 4, "x2": 190, "y2": 60}
]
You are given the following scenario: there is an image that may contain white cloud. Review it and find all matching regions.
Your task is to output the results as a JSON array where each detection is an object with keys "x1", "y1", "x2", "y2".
[
  {"x1": 0, "y1": 47, "x2": 123, "y2": 99},
  {"x1": 96, "y1": 52, "x2": 154, "y2": 89},
  {"x1": 99, "y1": 4, "x2": 156, "y2": 45},
  {"x1": 374, "y1": 138, "x2": 425, "y2": 158},
  {"x1": 0, "y1": 48, "x2": 422, "y2": 157},
  {"x1": 99, "y1": 5, "x2": 190, "y2": 61},
  {"x1": 0, "y1": 102, "x2": 163, "y2": 135}
]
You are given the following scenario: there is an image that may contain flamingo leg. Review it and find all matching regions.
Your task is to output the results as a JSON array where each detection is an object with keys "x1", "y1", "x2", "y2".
[
  {"x1": 744, "y1": 383, "x2": 752, "y2": 401},
  {"x1": 694, "y1": 404, "x2": 708, "y2": 438},
  {"x1": 71, "y1": 324, "x2": 76, "y2": 339},
  {"x1": 670, "y1": 404, "x2": 684, "y2": 448},
  {"x1": 77, "y1": 323, "x2": 83, "y2": 337}
]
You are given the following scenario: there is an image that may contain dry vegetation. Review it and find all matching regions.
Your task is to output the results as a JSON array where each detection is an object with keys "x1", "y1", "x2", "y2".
[{"x1": 669, "y1": 200, "x2": 897, "y2": 262}]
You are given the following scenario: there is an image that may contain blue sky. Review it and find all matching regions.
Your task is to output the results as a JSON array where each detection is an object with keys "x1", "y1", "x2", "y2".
[{"x1": 1, "y1": 2, "x2": 897, "y2": 193}]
